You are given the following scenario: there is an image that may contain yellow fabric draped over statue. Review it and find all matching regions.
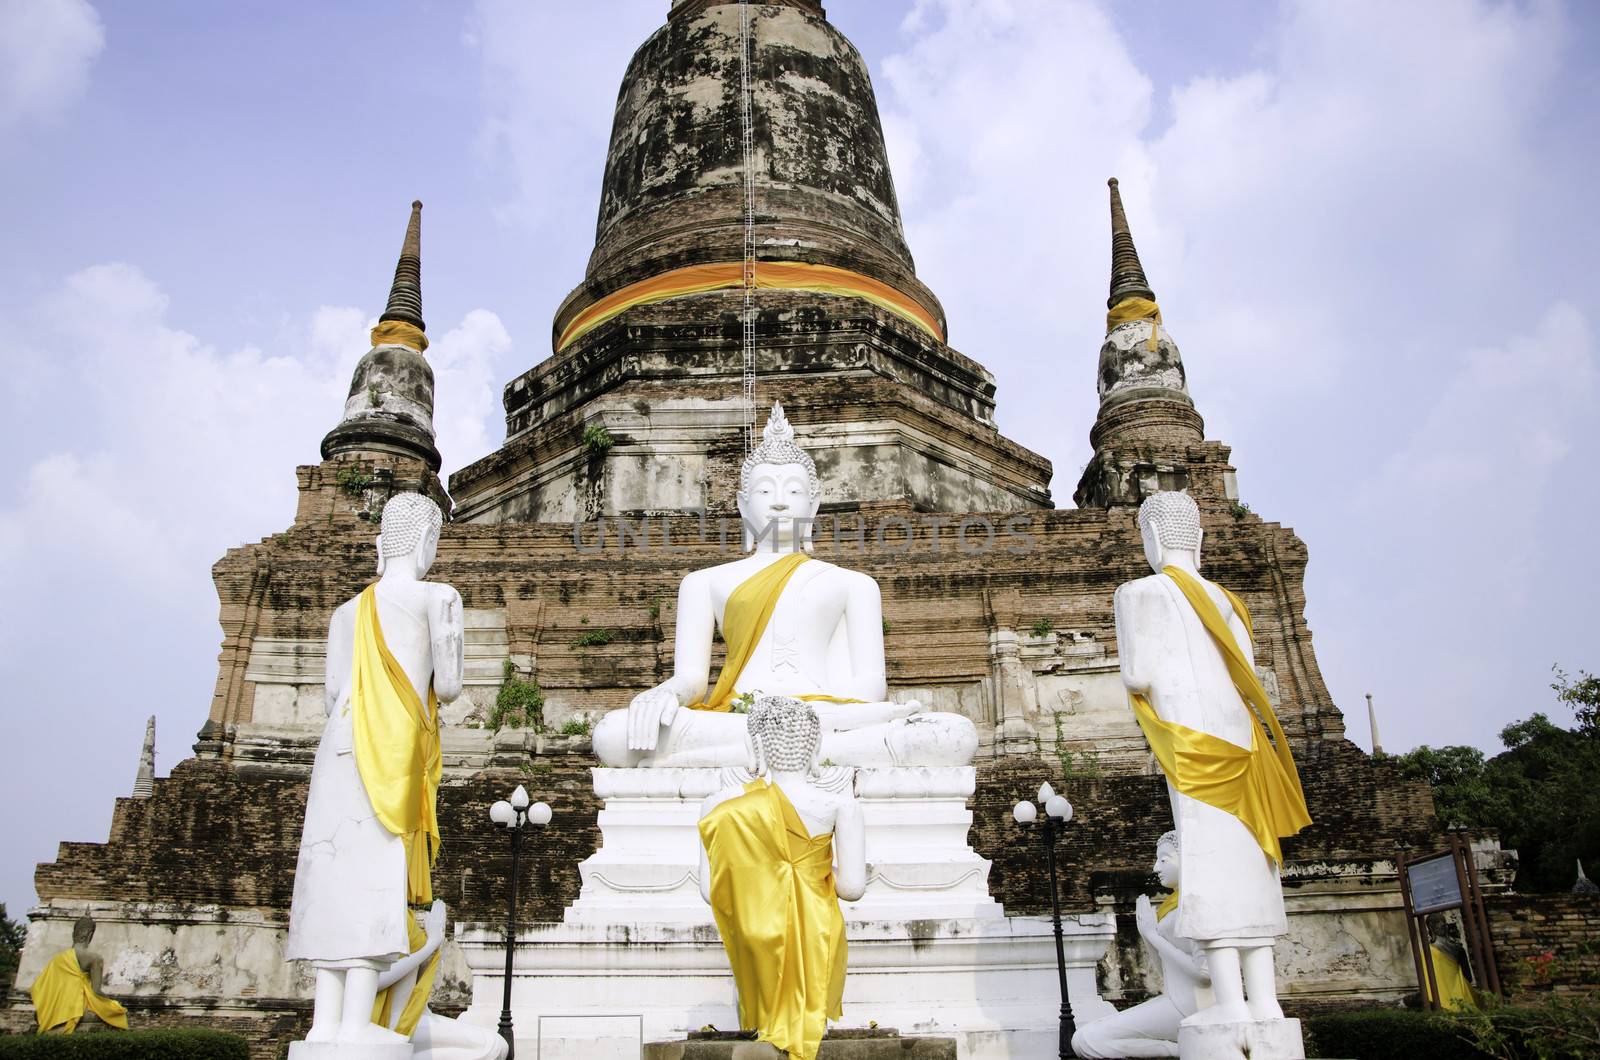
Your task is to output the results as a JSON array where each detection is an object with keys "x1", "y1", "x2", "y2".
[
  {"x1": 370, "y1": 913, "x2": 442, "y2": 1037},
  {"x1": 29, "y1": 950, "x2": 129, "y2": 1034},
  {"x1": 689, "y1": 554, "x2": 862, "y2": 713},
  {"x1": 1128, "y1": 567, "x2": 1312, "y2": 865},
  {"x1": 699, "y1": 781, "x2": 847, "y2": 1060},
  {"x1": 352, "y1": 585, "x2": 442, "y2": 904},
  {"x1": 1429, "y1": 945, "x2": 1478, "y2": 1012}
]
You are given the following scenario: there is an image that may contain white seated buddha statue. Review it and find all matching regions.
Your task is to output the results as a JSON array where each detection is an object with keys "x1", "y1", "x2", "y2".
[{"x1": 592, "y1": 403, "x2": 978, "y2": 769}]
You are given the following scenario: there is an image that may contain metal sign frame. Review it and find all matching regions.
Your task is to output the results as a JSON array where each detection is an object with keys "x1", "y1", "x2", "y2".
[{"x1": 1396, "y1": 832, "x2": 1503, "y2": 1010}]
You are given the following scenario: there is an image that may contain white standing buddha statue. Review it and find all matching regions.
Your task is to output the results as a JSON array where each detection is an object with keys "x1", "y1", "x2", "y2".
[
  {"x1": 1113, "y1": 490, "x2": 1311, "y2": 1048},
  {"x1": 286, "y1": 492, "x2": 465, "y2": 1052},
  {"x1": 592, "y1": 402, "x2": 978, "y2": 769}
]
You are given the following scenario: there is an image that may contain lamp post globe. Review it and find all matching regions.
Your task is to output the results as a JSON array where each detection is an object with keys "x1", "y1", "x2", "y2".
[
  {"x1": 493, "y1": 787, "x2": 551, "y2": 1060},
  {"x1": 1013, "y1": 780, "x2": 1077, "y2": 1060}
]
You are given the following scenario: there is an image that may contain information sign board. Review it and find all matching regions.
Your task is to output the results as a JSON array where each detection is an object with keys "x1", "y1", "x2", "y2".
[{"x1": 1408, "y1": 853, "x2": 1463, "y2": 914}]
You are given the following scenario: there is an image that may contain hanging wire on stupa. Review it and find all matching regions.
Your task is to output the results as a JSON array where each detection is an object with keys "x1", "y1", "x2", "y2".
[{"x1": 738, "y1": 0, "x2": 757, "y2": 453}]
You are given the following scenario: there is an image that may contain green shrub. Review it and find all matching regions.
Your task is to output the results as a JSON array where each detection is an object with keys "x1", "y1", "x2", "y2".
[
  {"x1": 1306, "y1": 1008, "x2": 1479, "y2": 1058},
  {"x1": 490, "y1": 659, "x2": 545, "y2": 732},
  {"x1": 570, "y1": 629, "x2": 612, "y2": 648},
  {"x1": 558, "y1": 717, "x2": 592, "y2": 736},
  {"x1": 1306, "y1": 998, "x2": 1600, "y2": 1060},
  {"x1": 581, "y1": 424, "x2": 614, "y2": 454},
  {"x1": 1028, "y1": 617, "x2": 1053, "y2": 638},
  {"x1": 0, "y1": 1028, "x2": 250, "y2": 1060}
]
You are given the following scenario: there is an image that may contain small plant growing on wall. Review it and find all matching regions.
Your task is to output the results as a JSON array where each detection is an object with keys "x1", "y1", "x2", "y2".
[
  {"x1": 336, "y1": 466, "x2": 375, "y2": 497},
  {"x1": 491, "y1": 659, "x2": 545, "y2": 733},
  {"x1": 582, "y1": 423, "x2": 614, "y2": 454},
  {"x1": 559, "y1": 716, "x2": 592, "y2": 737},
  {"x1": 1230, "y1": 501, "x2": 1252, "y2": 520},
  {"x1": 1029, "y1": 617, "x2": 1054, "y2": 638},
  {"x1": 571, "y1": 628, "x2": 613, "y2": 648}
]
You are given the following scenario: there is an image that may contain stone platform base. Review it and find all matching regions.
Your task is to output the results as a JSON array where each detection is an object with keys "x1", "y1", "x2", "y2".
[
  {"x1": 287, "y1": 1042, "x2": 413, "y2": 1060},
  {"x1": 1177, "y1": 1016, "x2": 1304, "y2": 1059},
  {"x1": 457, "y1": 914, "x2": 1114, "y2": 1060},
  {"x1": 645, "y1": 1030, "x2": 957, "y2": 1058},
  {"x1": 455, "y1": 765, "x2": 1114, "y2": 1059}
]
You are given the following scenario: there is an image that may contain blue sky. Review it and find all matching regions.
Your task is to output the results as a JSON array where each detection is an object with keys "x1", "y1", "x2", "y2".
[{"x1": 2, "y1": 0, "x2": 1597, "y2": 918}]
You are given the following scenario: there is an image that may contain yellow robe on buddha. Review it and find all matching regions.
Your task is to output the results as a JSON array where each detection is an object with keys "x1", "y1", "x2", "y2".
[
  {"x1": 699, "y1": 781, "x2": 847, "y2": 1060},
  {"x1": 1429, "y1": 945, "x2": 1478, "y2": 1011},
  {"x1": 30, "y1": 949, "x2": 129, "y2": 1034},
  {"x1": 1128, "y1": 567, "x2": 1311, "y2": 866},
  {"x1": 352, "y1": 584, "x2": 443, "y2": 905},
  {"x1": 370, "y1": 912, "x2": 442, "y2": 1037},
  {"x1": 689, "y1": 553, "x2": 863, "y2": 713}
]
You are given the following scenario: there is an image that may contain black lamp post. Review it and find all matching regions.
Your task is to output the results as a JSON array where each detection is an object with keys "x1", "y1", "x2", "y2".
[
  {"x1": 1013, "y1": 781, "x2": 1077, "y2": 1060},
  {"x1": 489, "y1": 784, "x2": 552, "y2": 1060}
]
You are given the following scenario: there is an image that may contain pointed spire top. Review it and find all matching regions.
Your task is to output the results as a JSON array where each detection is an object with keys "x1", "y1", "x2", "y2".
[
  {"x1": 133, "y1": 715, "x2": 155, "y2": 798},
  {"x1": 1577, "y1": 859, "x2": 1599, "y2": 895},
  {"x1": 1107, "y1": 177, "x2": 1155, "y2": 309},
  {"x1": 380, "y1": 200, "x2": 425, "y2": 331}
]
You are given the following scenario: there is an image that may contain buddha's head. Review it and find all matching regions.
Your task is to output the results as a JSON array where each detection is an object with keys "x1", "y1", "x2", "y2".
[
  {"x1": 1137, "y1": 491, "x2": 1202, "y2": 574},
  {"x1": 376, "y1": 492, "x2": 444, "y2": 578},
  {"x1": 746, "y1": 695, "x2": 822, "y2": 776},
  {"x1": 1154, "y1": 830, "x2": 1179, "y2": 889},
  {"x1": 72, "y1": 915, "x2": 96, "y2": 948},
  {"x1": 738, "y1": 403, "x2": 821, "y2": 552}
]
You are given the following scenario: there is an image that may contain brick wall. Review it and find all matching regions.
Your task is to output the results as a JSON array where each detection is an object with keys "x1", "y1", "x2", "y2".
[{"x1": 1487, "y1": 892, "x2": 1600, "y2": 998}]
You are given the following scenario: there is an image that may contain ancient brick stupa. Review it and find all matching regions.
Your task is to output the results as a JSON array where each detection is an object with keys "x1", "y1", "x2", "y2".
[{"x1": 10, "y1": 2, "x2": 1464, "y2": 1056}]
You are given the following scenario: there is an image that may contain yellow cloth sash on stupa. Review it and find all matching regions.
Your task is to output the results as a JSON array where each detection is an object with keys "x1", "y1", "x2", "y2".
[
  {"x1": 1106, "y1": 295, "x2": 1162, "y2": 352},
  {"x1": 29, "y1": 949, "x2": 129, "y2": 1034},
  {"x1": 689, "y1": 554, "x2": 863, "y2": 712},
  {"x1": 1429, "y1": 945, "x2": 1478, "y2": 1011},
  {"x1": 1128, "y1": 567, "x2": 1312, "y2": 865},
  {"x1": 370, "y1": 320, "x2": 429, "y2": 352},
  {"x1": 555, "y1": 261, "x2": 944, "y2": 352},
  {"x1": 699, "y1": 781, "x2": 847, "y2": 1060},
  {"x1": 370, "y1": 912, "x2": 441, "y2": 1037},
  {"x1": 352, "y1": 585, "x2": 442, "y2": 904}
]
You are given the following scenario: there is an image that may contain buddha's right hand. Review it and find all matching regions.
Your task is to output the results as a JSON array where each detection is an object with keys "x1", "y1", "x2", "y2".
[{"x1": 626, "y1": 685, "x2": 681, "y2": 751}]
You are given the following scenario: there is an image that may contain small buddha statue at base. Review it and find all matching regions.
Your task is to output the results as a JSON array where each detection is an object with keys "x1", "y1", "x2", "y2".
[
  {"x1": 1072, "y1": 832, "x2": 1208, "y2": 1058},
  {"x1": 698, "y1": 696, "x2": 867, "y2": 1060}
]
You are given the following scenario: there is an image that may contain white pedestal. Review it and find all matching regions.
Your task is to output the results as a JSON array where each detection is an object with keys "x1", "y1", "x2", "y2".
[
  {"x1": 458, "y1": 767, "x2": 1116, "y2": 1060},
  {"x1": 1177, "y1": 1017, "x2": 1305, "y2": 1060},
  {"x1": 286, "y1": 1043, "x2": 413, "y2": 1060},
  {"x1": 566, "y1": 766, "x2": 1003, "y2": 924}
]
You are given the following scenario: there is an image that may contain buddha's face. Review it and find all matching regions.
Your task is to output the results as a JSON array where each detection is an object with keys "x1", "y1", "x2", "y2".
[
  {"x1": 738, "y1": 461, "x2": 819, "y2": 549},
  {"x1": 1153, "y1": 839, "x2": 1179, "y2": 888}
]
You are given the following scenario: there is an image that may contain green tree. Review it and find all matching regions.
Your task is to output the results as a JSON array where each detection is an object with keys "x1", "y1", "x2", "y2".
[
  {"x1": 1553, "y1": 666, "x2": 1600, "y2": 734},
  {"x1": 0, "y1": 902, "x2": 24, "y2": 995},
  {"x1": 1392, "y1": 665, "x2": 1600, "y2": 892}
]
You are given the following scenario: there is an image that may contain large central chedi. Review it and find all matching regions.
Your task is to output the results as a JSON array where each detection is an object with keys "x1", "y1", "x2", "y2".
[
  {"x1": 449, "y1": 0, "x2": 1052, "y2": 522},
  {"x1": 8, "y1": 3, "x2": 1482, "y2": 1059}
]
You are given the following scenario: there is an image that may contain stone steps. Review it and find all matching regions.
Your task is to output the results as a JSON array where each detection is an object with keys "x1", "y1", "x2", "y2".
[{"x1": 643, "y1": 1030, "x2": 956, "y2": 1059}]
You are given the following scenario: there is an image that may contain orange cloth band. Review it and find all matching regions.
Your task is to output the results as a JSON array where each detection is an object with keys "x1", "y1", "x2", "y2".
[{"x1": 557, "y1": 261, "x2": 944, "y2": 351}]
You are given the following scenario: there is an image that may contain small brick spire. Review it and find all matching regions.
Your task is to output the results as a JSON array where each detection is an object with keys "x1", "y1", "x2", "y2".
[
  {"x1": 1107, "y1": 177, "x2": 1155, "y2": 309},
  {"x1": 380, "y1": 201, "x2": 425, "y2": 331}
]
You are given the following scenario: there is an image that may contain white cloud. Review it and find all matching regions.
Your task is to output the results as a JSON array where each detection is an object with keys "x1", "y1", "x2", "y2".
[
  {"x1": 0, "y1": 0, "x2": 104, "y2": 130},
  {"x1": 0, "y1": 261, "x2": 507, "y2": 912},
  {"x1": 878, "y1": 0, "x2": 1595, "y2": 752}
]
